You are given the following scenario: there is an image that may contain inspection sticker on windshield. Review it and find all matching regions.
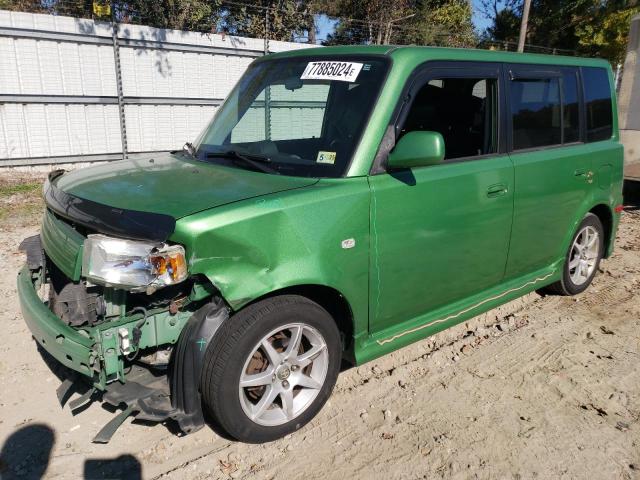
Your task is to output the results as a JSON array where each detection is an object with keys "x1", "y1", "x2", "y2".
[
  {"x1": 301, "y1": 61, "x2": 363, "y2": 82},
  {"x1": 316, "y1": 151, "x2": 336, "y2": 164}
]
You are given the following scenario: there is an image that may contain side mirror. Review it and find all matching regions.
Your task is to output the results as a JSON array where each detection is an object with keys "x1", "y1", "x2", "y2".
[{"x1": 387, "y1": 131, "x2": 445, "y2": 169}]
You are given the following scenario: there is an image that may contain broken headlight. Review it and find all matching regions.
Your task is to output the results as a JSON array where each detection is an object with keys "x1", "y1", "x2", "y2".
[{"x1": 82, "y1": 234, "x2": 187, "y2": 291}]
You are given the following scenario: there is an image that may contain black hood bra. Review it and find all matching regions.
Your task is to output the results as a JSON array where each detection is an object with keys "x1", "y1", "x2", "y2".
[{"x1": 44, "y1": 170, "x2": 176, "y2": 243}]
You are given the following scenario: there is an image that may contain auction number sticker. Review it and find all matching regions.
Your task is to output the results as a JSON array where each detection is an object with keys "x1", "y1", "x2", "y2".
[{"x1": 301, "y1": 61, "x2": 363, "y2": 82}]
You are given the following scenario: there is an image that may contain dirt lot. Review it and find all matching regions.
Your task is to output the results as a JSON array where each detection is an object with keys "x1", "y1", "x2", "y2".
[{"x1": 0, "y1": 172, "x2": 639, "y2": 480}]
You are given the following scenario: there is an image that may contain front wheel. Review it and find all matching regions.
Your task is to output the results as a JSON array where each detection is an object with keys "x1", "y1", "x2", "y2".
[
  {"x1": 548, "y1": 213, "x2": 604, "y2": 295},
  {"x1": 200, "y1": 295, "x2": 341, "y2": 443}
]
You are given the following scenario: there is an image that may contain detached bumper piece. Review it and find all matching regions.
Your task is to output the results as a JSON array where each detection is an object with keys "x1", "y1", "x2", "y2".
[
  {"x1": 94, "y1": 366, "x2": 173, "y2": 444},
  {"x1": 52, "y1": 301, "x2": 229, "y2": 444},
  {"x1": 52, "y1": 364, "x2": 177, "y2": 444}
]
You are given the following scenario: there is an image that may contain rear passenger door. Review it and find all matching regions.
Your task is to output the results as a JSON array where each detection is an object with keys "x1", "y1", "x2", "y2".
[{"x1": 504, "y1": 64, "x2": 592, "y2": 280}]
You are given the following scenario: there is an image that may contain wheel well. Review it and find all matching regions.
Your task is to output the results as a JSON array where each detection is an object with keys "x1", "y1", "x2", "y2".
[
  {"x1": 249, "y1": 285, "x2": 355, "y2": 361},
  {"x1": 589, "y1": 204, "x2": 613, "y2": 255}
]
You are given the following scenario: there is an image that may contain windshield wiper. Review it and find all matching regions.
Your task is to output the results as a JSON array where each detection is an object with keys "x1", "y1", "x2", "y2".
[{"x1": 205, "y1": 150, "x2": 279, "y2": 174}]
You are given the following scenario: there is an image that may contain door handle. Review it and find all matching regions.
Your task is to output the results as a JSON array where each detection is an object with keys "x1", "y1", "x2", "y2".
[{"x1": 486, "y1": 184, "x2": 508, "y2": 197}]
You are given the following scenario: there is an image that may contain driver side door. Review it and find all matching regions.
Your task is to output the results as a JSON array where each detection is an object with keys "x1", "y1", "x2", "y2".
[{"x1": 369, "y1": 62, "x2": 515, "y2": 335}]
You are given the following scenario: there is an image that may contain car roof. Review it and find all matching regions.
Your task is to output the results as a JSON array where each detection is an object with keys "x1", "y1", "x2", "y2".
[{"x1": 264, "y1": 45, "x2": 612, "y2": 70}]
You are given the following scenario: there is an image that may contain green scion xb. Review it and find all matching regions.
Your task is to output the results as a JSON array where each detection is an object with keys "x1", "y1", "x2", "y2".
[{"x1": 17, "y1": 45, "x2": 623, "y2": 443}]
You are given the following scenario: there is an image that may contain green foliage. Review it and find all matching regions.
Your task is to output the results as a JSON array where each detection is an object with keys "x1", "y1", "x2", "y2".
[
  {"x1": 0, "y1": 182, "x2": 40, "y2": 197},
  {"x1": 2, "y1": 0, "x2": 477, "y2": 47},
  {"x1": 221, "y1": 1, "x2": 313, "y2": 42},
  {"x1": 319, "y1": 0, "x2": 412, "y2": 45},
  {"x1": 575, "y1": 2, "x2": 640, "y2": 64},
  {"x1": 320, "y1": 0, "x2": 475, "y2": 47},
  {"x1": 119, "y1": 0, "x2": 219, "y2": 31},
  {"x1": 404, "y1": 0, "x2": 476, "y2": 47},
  {"x1": 481, "y1": 0, "x2": 640, "y2": 62}
]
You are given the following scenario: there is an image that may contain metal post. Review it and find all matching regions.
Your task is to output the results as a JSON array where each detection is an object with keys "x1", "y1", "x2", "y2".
[
  {"x1": 615, "y1": 63, "x2": 622, "y2": 91},
  {"x1": 263, "y1": 6, "x2": 270, "y2": 55},
  {"x1": 264, "y1": 7, "x2": 271, "y2": 140},
  {"x1": 517, "y1": 0, "x2": 532, "y2": 53},
  {"x1": 111, "y1": 19, "x2": 128, "y2": 160}
]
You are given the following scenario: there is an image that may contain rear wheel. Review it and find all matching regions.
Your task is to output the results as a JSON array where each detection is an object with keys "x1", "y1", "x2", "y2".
[
  {"x1": 200, "y1": 295, "x2": 341, "y2": 443},
  {"x1": 547, "y1": 213, "x2": 604, "y2": 295}
]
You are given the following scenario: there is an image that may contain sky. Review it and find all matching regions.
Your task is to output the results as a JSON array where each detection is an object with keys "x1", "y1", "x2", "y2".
[{"x1": 472, "y1": 0, "x2": 495, "y2": 33}]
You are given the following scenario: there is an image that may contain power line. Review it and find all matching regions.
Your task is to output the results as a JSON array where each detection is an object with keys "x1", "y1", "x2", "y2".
[{"x1": 4, "y1": 0, "x2": 576, "y2": 54}]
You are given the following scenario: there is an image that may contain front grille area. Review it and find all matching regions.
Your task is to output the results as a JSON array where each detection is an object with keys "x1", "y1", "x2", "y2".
[
  {"x1": 40, "y1": 208, "x2": 85, "y2": 281},
  {"x1": 47, "y1": 259, "x2": 103, "y2": 327},
  {"x1": 45, "y1": 255, "x2": 195, "y2": 328}
]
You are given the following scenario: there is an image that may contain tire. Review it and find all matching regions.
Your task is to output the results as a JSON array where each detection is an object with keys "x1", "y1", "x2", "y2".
[
  {"x1": 200, "y1": 295, "x2": 341, "y2": 443},
  {"x1": 547, "y1": 213, "x2": 604, "y2": 296}
]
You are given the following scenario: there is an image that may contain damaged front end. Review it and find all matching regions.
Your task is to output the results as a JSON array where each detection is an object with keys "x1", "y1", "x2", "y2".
[{"x1": 17, "y1": 172, "x2": 227, "y2": 443}]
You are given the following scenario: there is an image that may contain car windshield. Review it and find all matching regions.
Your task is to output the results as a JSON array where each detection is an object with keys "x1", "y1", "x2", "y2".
[{"x1": 193, "y1": 56, "x2": 389, "y2": 177}]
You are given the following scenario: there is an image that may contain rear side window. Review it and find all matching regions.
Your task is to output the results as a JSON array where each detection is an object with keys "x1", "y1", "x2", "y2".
[
  {"x1": 562, "y1": 72, "x2": 580, "y2": 143},
  {"x1": 511, "y1": 78, "x2": 561, "y2": 149},
  {"x1": 583, "y1": 67, "x2": 613, "y2": 142}
]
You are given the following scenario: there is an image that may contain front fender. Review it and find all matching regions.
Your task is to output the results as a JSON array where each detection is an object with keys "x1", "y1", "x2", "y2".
[{"x1": 171, "y1": 178, "x2": 371, "y2": 339}]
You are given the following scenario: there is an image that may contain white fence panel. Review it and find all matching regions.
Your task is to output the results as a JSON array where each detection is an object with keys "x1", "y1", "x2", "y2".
[
  {"x1": 0, "y1": 9, "x2": 316, "y2": 165},
  {"x1": 124, "y1": 104, "x2": 217, "y2": 152}
]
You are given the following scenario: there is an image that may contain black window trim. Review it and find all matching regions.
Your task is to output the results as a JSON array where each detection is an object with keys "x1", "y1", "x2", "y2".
[
  {"x1": 371, "y1": 60, "x2": 507, "y2": 174},
  {"x1": 369, "y1": 60, "x2": 610, "y2": 175},
  {"x1": 505, "y1": 63, "x2": 586, "y2": 154}
]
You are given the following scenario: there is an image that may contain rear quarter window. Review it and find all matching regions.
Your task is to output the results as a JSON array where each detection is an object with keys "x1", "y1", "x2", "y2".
[
  {"x1": 511, "y1": 77, "x2": 562, "y2": 150},
  {"x1": 582, "y1": 67, "x2": 613, "y2": 142}
]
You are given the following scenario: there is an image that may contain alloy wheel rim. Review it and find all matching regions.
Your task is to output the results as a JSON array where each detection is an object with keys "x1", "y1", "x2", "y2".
[
  {"x1": 239, "y1": 323, "x2": 329, "y2": 426},
  {"x1": 568, "y1": 226, "x2": 599, "y2": 286}
]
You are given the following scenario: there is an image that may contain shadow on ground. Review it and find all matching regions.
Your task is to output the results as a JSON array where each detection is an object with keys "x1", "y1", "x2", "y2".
[
  {"x1": 0, "y1": 424, "x2": 53, "y2": 480},
  {"x1": 0, "y1": 423, "x2": 142, "y2": 479},
  {"x1": 624, "y1": 179, "x2": 640, "y2": 210}
]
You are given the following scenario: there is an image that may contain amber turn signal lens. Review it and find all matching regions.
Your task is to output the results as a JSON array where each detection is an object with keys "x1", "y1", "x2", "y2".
[
  {"x1": 152, "y1": 256, "x2": 167, "y2": 275},
  {"x1": 150, "y1": 245, "x2": 187, "y2": 284}
]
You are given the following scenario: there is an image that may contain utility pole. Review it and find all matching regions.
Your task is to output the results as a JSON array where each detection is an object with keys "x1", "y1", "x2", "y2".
[{"x1": 517, "y1": 0, "x2": 532, "y2": 53}]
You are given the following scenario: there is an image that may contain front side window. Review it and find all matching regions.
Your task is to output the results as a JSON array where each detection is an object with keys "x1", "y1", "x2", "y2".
[
  {"x1": 583, "y1": 67, "x2": 613, "y2": 142},
  {"x1": 195, "y1": 56, "x2": 389, "y2": 177},
  {"x1": 401, "y1": 76, "x2": 499, "y2": 160},
  {"x1": 511, "y1": 77, "x2": 562, "y2": 150}
]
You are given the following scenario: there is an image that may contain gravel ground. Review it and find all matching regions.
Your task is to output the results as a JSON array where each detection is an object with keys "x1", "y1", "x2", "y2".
[{"x1": 0, "y1": 173, "x2": 639, "y2": 480}]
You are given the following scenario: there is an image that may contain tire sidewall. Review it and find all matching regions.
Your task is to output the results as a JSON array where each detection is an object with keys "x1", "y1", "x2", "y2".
[
  {"x1": 561, "y1": 213, "x2": 604, "y2": 295},
  {"x1": 203, "y1": 296, "x2": 341, "y2": 443}
]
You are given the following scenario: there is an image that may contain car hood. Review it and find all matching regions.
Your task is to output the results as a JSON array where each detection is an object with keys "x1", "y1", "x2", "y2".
[{"x1": 55, "y1": 152, "x2": 318, "y2": 219}]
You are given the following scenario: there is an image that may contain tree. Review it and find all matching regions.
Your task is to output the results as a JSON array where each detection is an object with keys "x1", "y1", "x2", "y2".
[
  {"x1": 481, "y1": 0, "x2": 640, "y2": 62},
  {"x1": 116, "y1": 0, "x2": 219, "y2": 31},
  {"x1": 220, "y1": 1, "x2": 313, "y2": 42},
  {"x1": 318, "y1": 0, "x2": 412, "y2": 45},
  {"x1": 402, "y1": 0, "x2": 476, "y2": 48},
  {"x1": 575, "y1": 1, "x2": 640, "y2": 64},
  {"x1": 320, "y1": 0, "x2": 475, "y2": 47},
  {"x1": 479, "y1": 0, "x2": 521, "y2": 43}
]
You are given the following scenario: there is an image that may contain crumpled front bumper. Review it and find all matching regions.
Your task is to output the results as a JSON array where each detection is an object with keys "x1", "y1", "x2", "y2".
[
  {"x1": 17, "y1": 262, "x2": 229, "y2": 442},
  {"x1": 17, "y1": 265, "x2": 96, "y2": 379}
]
